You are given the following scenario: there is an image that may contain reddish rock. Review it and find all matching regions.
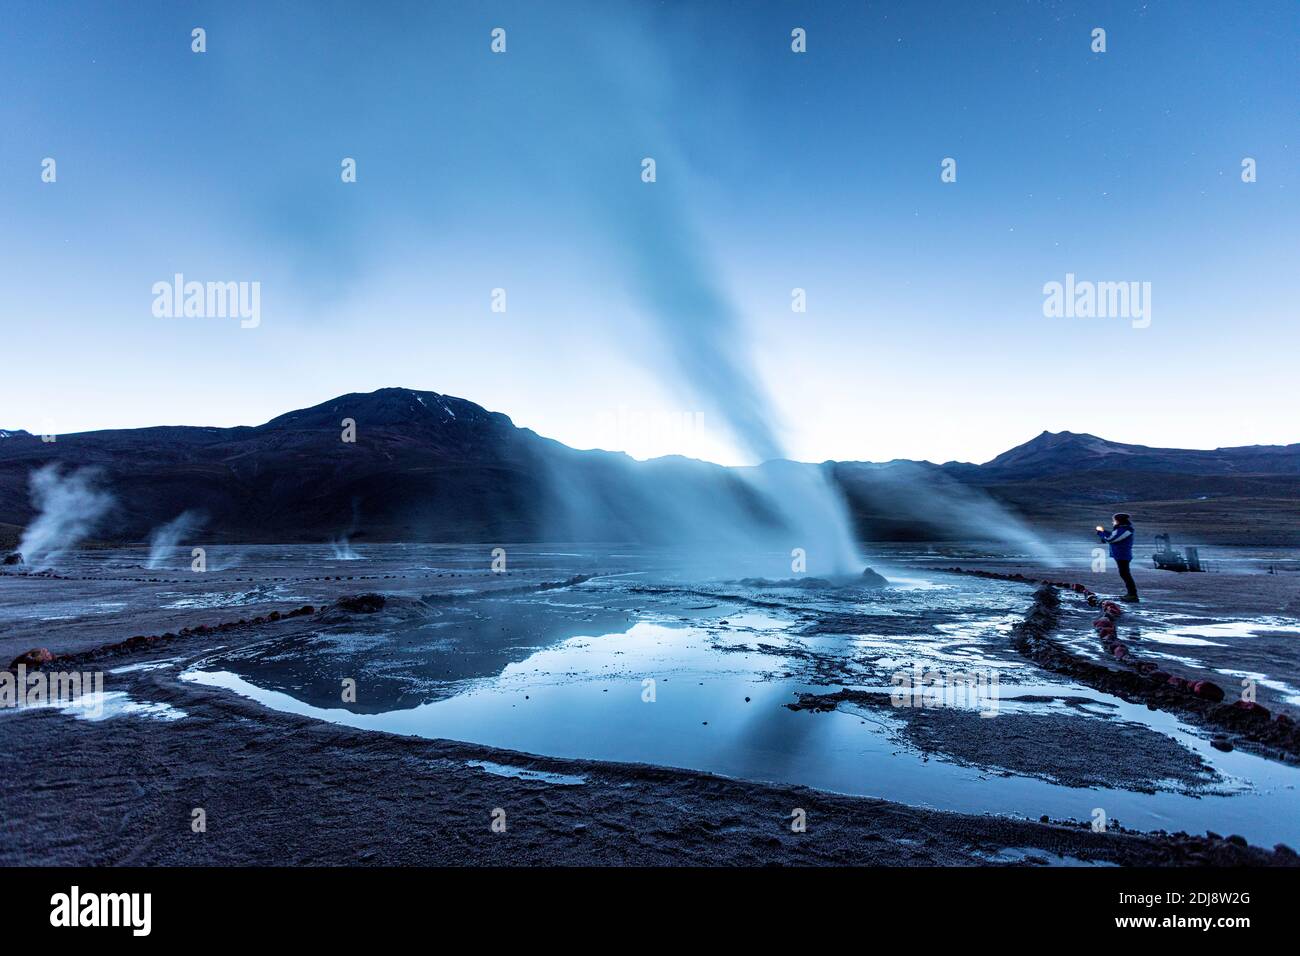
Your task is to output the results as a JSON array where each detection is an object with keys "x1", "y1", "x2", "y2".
[
  {"x1": 8, "y1": 648, "x2": 53, "y2": 670},
  {"x1": 1232, "y1": 700, "x2": 1271, "y2": 719},
  {"x1": 1191, "y1": 680, "x2": 1226, "y2": 702}
]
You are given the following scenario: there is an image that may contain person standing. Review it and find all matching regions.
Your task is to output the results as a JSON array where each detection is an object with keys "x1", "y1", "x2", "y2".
[{"x1": 1097, "y1": 513, "x2": 1139, "y2": 602}]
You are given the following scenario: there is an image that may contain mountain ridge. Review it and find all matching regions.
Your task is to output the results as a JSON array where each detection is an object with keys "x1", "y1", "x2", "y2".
[
  {"x1": 3, "y1": 387, "x2": 1298, "y2": 547},
  {"x1": 6, "y1": 389, "x2": 1298, "y2": 474}
]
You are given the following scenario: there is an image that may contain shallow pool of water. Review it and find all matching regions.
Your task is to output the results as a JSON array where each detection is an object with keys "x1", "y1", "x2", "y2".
[{"x1": 180, "y1": 571, "x2": 1300, "y2": 847}]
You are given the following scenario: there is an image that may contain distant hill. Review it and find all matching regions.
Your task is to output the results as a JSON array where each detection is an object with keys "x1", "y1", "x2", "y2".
[
  {"x1": 964, "y1": 430, "x2": 1300, "y2": 480},
  {"x1": 2, "y1": 389, "x2": 1297, "y2": 547},
  {"x1": 932, "y1": 432, "x2": 1300, "y2": 545}
]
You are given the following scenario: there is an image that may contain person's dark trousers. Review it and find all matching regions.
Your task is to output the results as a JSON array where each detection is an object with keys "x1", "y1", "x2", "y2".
[{"x1": 1115, "y1": 559, "x2": 1138, "y2": 598}]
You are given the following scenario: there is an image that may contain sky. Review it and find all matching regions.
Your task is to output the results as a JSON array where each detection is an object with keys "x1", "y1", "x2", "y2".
[{"x1": 1, "y1": 1, "x2": 1296, "y2": 466}]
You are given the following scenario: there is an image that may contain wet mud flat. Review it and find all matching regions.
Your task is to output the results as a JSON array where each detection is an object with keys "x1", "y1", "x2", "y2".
[
  {"x1": 919, "y1": 545, "x2": 1300, "y2": 715},
  {"x1": 932, "y1": 565, "x2": 1300, "y2": 760},
  {"x1": 787, "y1": 687, "x2": 1219, "y2": 794},
  {"x1": 2, "y1": 545, "x2": 1299, "y2": 866},
  {"x1": 1, "y1": 657, "x2": 1289, "y2": 868}
]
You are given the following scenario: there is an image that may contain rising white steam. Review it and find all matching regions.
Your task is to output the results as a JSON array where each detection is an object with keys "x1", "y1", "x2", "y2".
[
  {"x1": 574, "y1": 39, "x2": 864, "y2": 574},
  {"x1": 146, "y1": 510, "x2": 206, "y2": 569},
  {"x1": 330, "y1": 536, "x2": 362, "y2": 560},
  {"x1": 17, "y1": 465, "x2": 114, "y2": 569}
]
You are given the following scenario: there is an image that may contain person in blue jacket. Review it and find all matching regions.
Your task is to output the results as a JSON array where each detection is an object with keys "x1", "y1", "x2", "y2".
[{"x1": 1096, "y1": 513, "x2": 1139, "y2": 602}]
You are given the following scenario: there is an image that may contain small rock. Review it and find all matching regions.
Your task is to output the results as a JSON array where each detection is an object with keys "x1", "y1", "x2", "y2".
[
  {"x1": 335, "y1": 593, "x2": 386, "y2": 613},
  {"x1": 1191, "y1": 680, "x2": 1225, "y2": 702},
  {"x1": 9, "y1": 648, "x2": 53, "y2": 670},
  {"x1": 1232, "y1": 699, "x2": 1271, "y2": 719},
  {"x1": 860, "y1": 567, "x2": 890, "y2": 588}
]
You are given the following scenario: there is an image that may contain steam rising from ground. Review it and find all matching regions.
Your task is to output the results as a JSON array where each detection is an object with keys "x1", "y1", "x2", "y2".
[
  {"x1": 543, "y1": 18, "x2": 1054, "y2": 575},
  {"x1": 330, "y1": 500, "x2": 364, "y2": 559},
  {"x1": 146, "y1": 510, "x2": 206, "y2": 569},
  {"x1": 573, "y1": 32, "x2": 863, "y2": 575},
  {"x1": 330, "y1": 536, "x2": 362, "y2": 560},
  {"x1": 18, "y1": 465, "x2": 114, "y2": 569},
  {"x1": 833, "y1": 462, "x2": 1062, "y2": 565}
]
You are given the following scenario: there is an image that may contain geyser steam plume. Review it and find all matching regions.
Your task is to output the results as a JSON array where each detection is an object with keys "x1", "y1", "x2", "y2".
[
  {"x1": 613, "y1": 198, "x2": 863, "y2": 571},
  {"x1": 17, "y1": 464, "x2": 114, "y2": 569},
  {"x1": 597, "y1": 167, "x2": 863, "y2": 574},
  {"x1": 542, "y1": 19, "x2": 864, "y2": 576},
  {"x1": 330, "y1": 536, "x2": 361, "y2": 560},
  {"x1": 146, "y1": 510, "x2": 206, "y2": 569},
  {"x1": 570, "y1": 20, "x2": 1058, "y2": 574},
  {"x1": 330, "y1": 499, "x2": 363, "y2": 560}
]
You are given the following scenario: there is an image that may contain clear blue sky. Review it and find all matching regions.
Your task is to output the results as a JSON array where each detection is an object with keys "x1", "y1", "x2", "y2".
[{"x1": 2, "y1": 1, "x2": 1295, "y2": 465}]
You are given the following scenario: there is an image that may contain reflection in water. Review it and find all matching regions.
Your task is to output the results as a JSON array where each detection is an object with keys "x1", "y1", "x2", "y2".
[
  {"x1": 13, "y1": 541, "x2": 1299, "y2": 845},
  {"x1": 183, "y1": 572, "x2": 1300, "y2": 847}
]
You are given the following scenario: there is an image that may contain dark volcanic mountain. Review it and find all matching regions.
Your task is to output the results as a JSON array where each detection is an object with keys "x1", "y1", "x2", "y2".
[
  {"x1": 2, "y1": 388, "x2": 1297, "y2": 547},
  {"x1": 0, "y1": 389, "x2": 768, "y2": 546}
]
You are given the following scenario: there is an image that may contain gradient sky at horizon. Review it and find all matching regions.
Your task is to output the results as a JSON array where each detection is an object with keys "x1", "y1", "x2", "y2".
[{"x1": 2, "y1": 1, "x2": 1296, "y2": 466}]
